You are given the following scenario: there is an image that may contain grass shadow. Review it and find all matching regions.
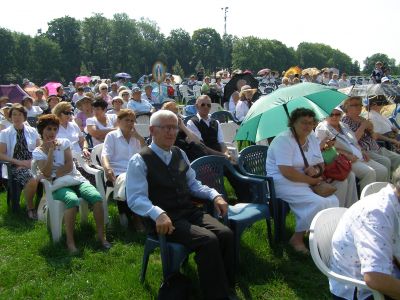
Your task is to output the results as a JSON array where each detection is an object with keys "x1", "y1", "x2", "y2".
[
  {"x1": 0, "y1": 208, "x2": 36, "y2": 232},
  {"x1": 235, "y1": 220, "x2": 330, "y2": 299}
]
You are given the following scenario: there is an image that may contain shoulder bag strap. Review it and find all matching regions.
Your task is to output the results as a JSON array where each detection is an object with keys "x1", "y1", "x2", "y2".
[{"x1": 291, "y1": 128, "x2": 309, "y2": 168}]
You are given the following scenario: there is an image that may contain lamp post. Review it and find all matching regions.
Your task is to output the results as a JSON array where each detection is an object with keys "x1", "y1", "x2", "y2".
[
  {"x1": 221, "y1": 7, "x2": 229, "y2": 69},
  {"x1": 221, "y1": 7, "x2": 229, "y2": 36}
]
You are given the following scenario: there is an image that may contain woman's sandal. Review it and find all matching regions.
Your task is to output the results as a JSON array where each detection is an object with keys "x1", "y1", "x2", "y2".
[
  {"x1": 291, "y1": 244, "x2": 310, "y2": 255},
  {"x1": 27, "y1": 209, "x2": 38, "y2": 220}
]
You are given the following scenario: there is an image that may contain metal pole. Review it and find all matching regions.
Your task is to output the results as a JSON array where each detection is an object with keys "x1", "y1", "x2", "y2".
[{"x1": 221, "y1": 7, "x2": 229, "y2": 36}]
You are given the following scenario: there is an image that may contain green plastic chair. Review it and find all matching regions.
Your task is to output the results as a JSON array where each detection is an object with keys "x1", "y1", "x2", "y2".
[
  {"x1": 191, "y1": 155, "x2": 272, "y2": 271},
  {"x1": 237, "y1": 145, "x2": 290, "y2": 243}
]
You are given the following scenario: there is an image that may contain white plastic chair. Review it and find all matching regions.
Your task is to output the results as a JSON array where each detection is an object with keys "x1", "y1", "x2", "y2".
[
  {"x1": 192, "y1": 85, "x2": 201, "y2": 98},
  {"x1": 220, "y1": 122, "x2": 239, "y2": 159},
  {"x1": 360, "y1": 182, "x2": 389, "y2": 200},
  {"x1": 90, "y1": 144, "x2": 113, "y2": 207},
  {"x1": 31, "y1": 159, "x2": 100, "y2": 243},
  {"x1": 309, "y1": 207, "x2": 384, "y2": 300},
  {"x1": 136, "y1": 114, "x2": 150, "y2": 125},
  {"x1": 135, "y1": 124, "x2": 150, "y2": 138},
  {"x1": 178, "y1": 85, "x2": 195, "y2": 104},
  {"x1": 209, "y1": 103, "x2": 223, "y2": 114},
  {"x1": 90, "y1": 144, "x2": 103, "y2": 170}
]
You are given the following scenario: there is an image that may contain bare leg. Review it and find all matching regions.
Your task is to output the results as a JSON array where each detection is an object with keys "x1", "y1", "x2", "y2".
[
  {"x1": 64, "y1": 207, "x2": 78, "y2": 253},
  {"x1": 93, "y1": 202, "x2": 109, "y2": 247},
  {"x1": 289, "y1": 231, "x2": 309, "y2": 254},
  {"x1": 24, "y1": 177, "x2": 39, "y2": 210}
]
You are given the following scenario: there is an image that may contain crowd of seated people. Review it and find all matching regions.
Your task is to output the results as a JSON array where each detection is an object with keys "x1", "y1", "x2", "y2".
[{"x1": 2, "y1": 74, "x2": 400, "y2": 298}]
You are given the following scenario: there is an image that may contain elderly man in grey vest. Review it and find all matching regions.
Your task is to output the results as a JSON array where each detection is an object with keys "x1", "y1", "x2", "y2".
[{"x1": 126, "y1": 110, "x2": 235, "y2": 300}]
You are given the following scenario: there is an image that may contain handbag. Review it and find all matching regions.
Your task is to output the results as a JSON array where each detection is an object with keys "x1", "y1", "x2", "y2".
[
  {"x1": 292, "y1": 128, "x2": 337, "y2": 197},
  {"x1": 113, "y1": 173, "x2": 126, "y2": 201},
  {"x1": 51, "y1": 174, "x2": 82, "y2": 192},
  {"x1": 323, "y1": 153, "x2": 352, "y2": 181}
]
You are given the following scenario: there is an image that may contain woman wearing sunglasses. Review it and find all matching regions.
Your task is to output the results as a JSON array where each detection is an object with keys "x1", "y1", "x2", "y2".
[
  {"x1": 315, "y1": 106, "x2": 388, "y2": 192},
  {"x1": 52, "y1": 102, "x2": 90, "y2": 157}
]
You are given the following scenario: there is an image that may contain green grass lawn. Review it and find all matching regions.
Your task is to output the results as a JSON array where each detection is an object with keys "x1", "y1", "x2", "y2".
[{"x1": 0, "y1": 192, "x2": 332, "y2": 299}]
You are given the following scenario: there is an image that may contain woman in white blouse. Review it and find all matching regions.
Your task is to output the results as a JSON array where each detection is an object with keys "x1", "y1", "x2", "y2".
[
  {"x1": 266, "y1": 108, "x2": 339, "y2": 254},
  {"x1": 22, "y1": 96, "x2": 43, "y2": 117},
  {"x1": 33, "y1": 114, "x2": 110, "y2": 253},
  {"x1": 315, "y1": 107, "x2": 388, "y2": 190},
  {"x1": 235, "y1": 85, "x2": 257, "y2": 122},
  {"x1": 0, "y1": 104, "x2": 41, "y2": 219},
  {"x1": 101, "y1": 109, "x2": 145, "y2": 227},
  {"x1": 52, "y1": 102, "x2": 89, "y2": 156},
  {"x1": 86, "y1": 98, "x2": 117, "y2": 146}
]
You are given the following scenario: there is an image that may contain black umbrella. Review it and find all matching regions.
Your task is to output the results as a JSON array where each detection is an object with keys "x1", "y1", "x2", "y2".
[
  {"x1": 223, "y1": 73, "x2": 260, "y2": 104},
  {"x1": 339, "y1": 83, "x2": 400, "y2": 103}
]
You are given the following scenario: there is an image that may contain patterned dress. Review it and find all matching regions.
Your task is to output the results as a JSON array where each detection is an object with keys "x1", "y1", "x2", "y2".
[{"x1": 11, "y1": 127, "x2": 35, "y2": 186}]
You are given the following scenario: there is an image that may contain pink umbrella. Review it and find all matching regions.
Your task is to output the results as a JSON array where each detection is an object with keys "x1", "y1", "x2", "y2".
[
  {"x1": 44, "y1": 82, "x2": 62, "y2": 96},
  {"x1": 257, "y1": 68, "x2": 271, "y2": 76},
  {"x1": 75, "y1": 76, "x2": 91, "y2": 84}
]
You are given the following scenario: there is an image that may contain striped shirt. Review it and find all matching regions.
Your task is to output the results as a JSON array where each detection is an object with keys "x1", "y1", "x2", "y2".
[{"x1": 341, "y1": 115, "x2": 380, "y2": 151}]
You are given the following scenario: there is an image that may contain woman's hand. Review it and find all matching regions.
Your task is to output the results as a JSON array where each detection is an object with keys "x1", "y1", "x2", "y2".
[
  {"x1": 304, "y1": 166, "x2": 320, "y2": 177},
  {"x1": 345, "y1": 153, "x2": 358, "y2": 163},
  {"x1": 105, "y1": 168, "x2": 116, "y2": 183},
  {"x1": 82, "y1": 148, "x2": 91, "y2": 159},
  {"x1": 309, "y1": 176, "x2": 323, "y2": 186},
  {"x1": 41, "y1": 140, "x2": 59, "y2": 153},
  {"x1": 16, "y1": 159, "x2": 32, "y2": 169},
  {"x1": 362, "y1": 151, "x2": 370, "y2": 162}
]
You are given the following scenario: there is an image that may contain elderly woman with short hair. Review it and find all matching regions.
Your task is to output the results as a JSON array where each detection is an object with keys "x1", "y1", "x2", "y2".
[
  {"x1": 107, "y1": 96, "x2": 124, "y2": 115},
  {"x1": 266, "y1": 108, "x2": 339, "y2": 253},
  {"x1": 316, "y1": 106, "x2": 389, "y2": 191},
  {"x1": 0, "y1": 104, "x2": 41, "y2": 219},
  {"x1": 22, "y1": 96, "x2": 43, "y2": 117},
  {"x1": 33, "y1": 89, "x2": 48, "y2": 111},
  {"x1": 101, "y1": 109, "x2": 145, "y2": 227},
  {"x1": 43, "y1": 95, "x2": 60, "y2": 115},
  {"x1": 75, "y1": 96, "x2": 93, "y2": 132},
  {"x1": 52, "y1": 102, "x2": 89, "y2": 156},
  {"x1": 86, "y1": 98, "x2": 117, "y2": 146},
  {"x1": 96, "y1": 83, "x2": 112, "y2": 108},
  {"x1": 341, "y1": 96, "x2": 400, "y2": 177}
]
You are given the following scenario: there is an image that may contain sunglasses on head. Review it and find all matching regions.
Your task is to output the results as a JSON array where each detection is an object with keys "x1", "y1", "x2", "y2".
[
  {"x1": 200, "y1": 103, "x2": 211, "y2": 107},
  {"x1": 61, "y1": 111, "x2": 73, "y2": 115}
]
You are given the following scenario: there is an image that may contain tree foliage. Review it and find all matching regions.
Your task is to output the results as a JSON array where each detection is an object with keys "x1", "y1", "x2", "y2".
[
  {"x1": 363, "y1": 53, "x2": 398, "y2": 75},
  {"x1": 31, "y1": 36, "x2": 62, "y2": 84},
  {"x1": 165, "y1": 28, "x2": 193, "y2": 74},
  {"x1": 297, "y1": 42, "x2": 354, "y2": 74},
  {"x1": 192, "y1": 28, "x2": 223, "y2": 72},
  {"x1": 231, "y1": 37, "x2": 297, "y2": 73},
  {"x1": 0, "y1": 14, "x2": 398, "y2": 85},
  {"x1": 0, "y1": 28, "x2": 16, "y2": 82},
  {"x1": 81, "y1": 13, "x2": 112, "y2": 77},
  {"x1": 47, "y1": 16, "x2": 82, "y2": 82}
]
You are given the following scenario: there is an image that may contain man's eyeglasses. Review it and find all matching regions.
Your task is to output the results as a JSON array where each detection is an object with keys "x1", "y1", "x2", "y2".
[
  {"x1": 101, "y1": 88, "x2": 108, "y2": 90},
  {"x1": 61, "y1": 111, "x2": 73, "y2": 115},
  {"x1": 155, "y1": 125, "x2": 179, "y2": 132},
  {"x1": 122, "y1": 93, "x2": 129, "y2": 96},
  {"x1": 200, "y1": 103, "x2": 211, "y2": 108},
  {"x1": 329, "y1": 113, "x2": 342, "y2": 117}
]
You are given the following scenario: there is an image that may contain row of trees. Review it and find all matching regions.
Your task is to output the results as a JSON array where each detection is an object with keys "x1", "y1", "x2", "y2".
[{"x1": 0, "y1": 13, "x2": 399, "y2": 85}]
